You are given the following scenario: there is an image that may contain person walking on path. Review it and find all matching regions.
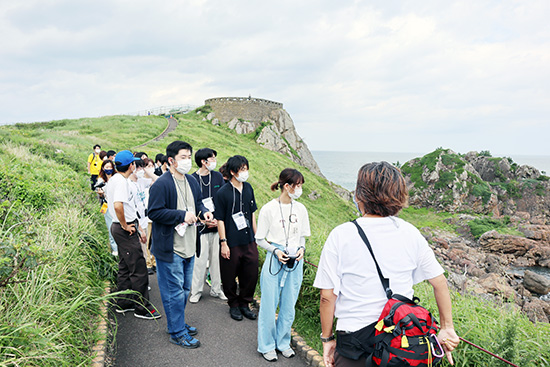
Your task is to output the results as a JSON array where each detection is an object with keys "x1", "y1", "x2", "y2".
[
  {"x1": 189, "y1": 148, "x2": 227, "y2": 303},
  {"x1": 96, "y1": 159, "x2": 118, "y2": 256},
  {"x1": 214, "y1": 155, "x2": 259, "y2": 322},
  {"x1": 314, "y1": 162, "x2": 459, "y2": 367},
  {"x1": 87, "y1": 144, "x2": 103, "y2": 190},
  {"x1": 256, "y1": 168, "x2": 310, "y2": 362},
  {"x1": 148, "y1": 140, "x2": 213, "y2": 349},
  {"x1": 108, "y1": 150, "x2": 161, "y2": 320}
]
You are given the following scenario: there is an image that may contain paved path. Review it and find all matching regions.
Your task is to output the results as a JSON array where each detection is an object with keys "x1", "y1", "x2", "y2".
[
  {"x1": 133, "y1": 116, "x2": 178, "y2": 149},
  {"x1": 113, "y1": 273, "x2": 309, "y2": 367}
]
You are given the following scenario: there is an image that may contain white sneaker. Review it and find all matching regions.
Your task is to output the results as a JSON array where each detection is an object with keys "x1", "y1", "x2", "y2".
[
  {"x1": 281, "y1": 348, "x2": 295, "y2": 358},
  {"x1": 210, "y1": 290, "x2": 228, "y2": 301},
  {"x1": 262, "y1": 350, "x2": 277, "y2": 362},
  {"x1": 189, "y1": 294, "x2": 201, "y2": 303}
]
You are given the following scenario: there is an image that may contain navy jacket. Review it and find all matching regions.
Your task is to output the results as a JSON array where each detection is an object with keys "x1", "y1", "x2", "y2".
[{"x1": 148, "y1": 171, "x2": 208, "y2": 263}]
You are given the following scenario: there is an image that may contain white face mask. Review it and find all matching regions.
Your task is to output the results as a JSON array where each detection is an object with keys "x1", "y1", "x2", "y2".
[
  {"x1": 175, "y1": 159, "x2": 192, "y2": 175},
  {"x1": 95, "y1": 149, "x2": 101, "y2": 154},
  {"x1": 236, "y1": 170, "x2": 249, "y2": 182},
  {"x1": 136, "y1": 170, "x2": 145, "y2": 179},
  {"x1": 206, "y1": 161, "x2": 217, "y2": 171},
  {"x1": 289, "y1": 186, "x2": 302, "y2": 200}
]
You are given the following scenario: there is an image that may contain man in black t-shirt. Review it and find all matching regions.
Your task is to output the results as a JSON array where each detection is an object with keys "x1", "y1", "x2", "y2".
[
  {"x1": 189, "y1": 148, "x2": 227, "y2": 303},
  {"x1": 214, "y1": 155, "x2": 258, "y2": 321}
]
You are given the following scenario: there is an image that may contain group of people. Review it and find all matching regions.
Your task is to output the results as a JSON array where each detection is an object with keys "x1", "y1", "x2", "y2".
[{"x1": 88, "y1": 141, "x2": 459, "y2": 365}]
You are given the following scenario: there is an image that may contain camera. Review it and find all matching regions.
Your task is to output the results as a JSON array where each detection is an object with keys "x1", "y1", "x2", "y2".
[{"x1": 284, "y1": 250, "x2": 298, "y2": 269}]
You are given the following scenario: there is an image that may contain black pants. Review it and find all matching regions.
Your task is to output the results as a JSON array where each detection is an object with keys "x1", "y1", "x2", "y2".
[
  {"x1": 90, "y1": 174, "x2": 98, "y2": 190},
  {"x1": 111, "y1": 222, "x2": 151, "y2": 313},
  {"x1": 219, "y1": 241, "x2": 259, "y2": 308}
]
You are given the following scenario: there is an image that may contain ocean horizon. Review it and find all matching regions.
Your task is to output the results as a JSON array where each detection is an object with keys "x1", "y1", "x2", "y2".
[{"x1": 312, "y1": 150, "x2": 550, "y2": 191}]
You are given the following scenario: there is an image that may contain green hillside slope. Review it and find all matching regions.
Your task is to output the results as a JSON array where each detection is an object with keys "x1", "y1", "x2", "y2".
[{"x1": 0, "y1": 111, "x2": 549, "y2": 366}]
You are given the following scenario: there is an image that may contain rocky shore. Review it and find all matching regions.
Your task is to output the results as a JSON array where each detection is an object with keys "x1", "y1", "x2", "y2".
[{"x1": 401, "y1": 149, "x2": 550, "y2": 323}]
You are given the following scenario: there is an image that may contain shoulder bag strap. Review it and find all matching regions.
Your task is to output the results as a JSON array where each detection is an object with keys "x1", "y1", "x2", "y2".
[{"x1": 352, "y1": 220, "x2": 393, "y2": 299}]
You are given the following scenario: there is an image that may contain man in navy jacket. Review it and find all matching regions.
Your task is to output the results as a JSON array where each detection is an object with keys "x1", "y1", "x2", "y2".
[{"x1": 148, "y1": 140, "x2": 213, "y2": 349}]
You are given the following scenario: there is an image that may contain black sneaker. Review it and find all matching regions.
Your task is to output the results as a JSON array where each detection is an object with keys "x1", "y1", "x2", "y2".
[
  {"x1": 229, "y1": 307, "x2": 243, "y2": 321},
  {"x1": 147, "y1": 267, "x2": 155, "y2": 275},
  {"x1": 115, "y1": 307, "x2": 135, "y2": 314},
  {"x1": 134, "y1": 308, "x2": 162, "y2": 320},
  {"x1": 239, "y1": 306, "x2": 257, "y2": 320}
]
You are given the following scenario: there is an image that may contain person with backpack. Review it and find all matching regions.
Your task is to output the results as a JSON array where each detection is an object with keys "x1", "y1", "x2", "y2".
[{"x1": 314, "y1": 162, "x2": 459, "y2": 367}]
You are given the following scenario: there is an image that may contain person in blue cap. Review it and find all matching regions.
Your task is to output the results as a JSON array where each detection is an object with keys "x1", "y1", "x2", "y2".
[{"x1": 107, "y1": 150, "x2": 161, "y2": 319}]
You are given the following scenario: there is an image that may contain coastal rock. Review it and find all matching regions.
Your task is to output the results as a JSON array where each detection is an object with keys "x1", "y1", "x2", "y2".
[
  {"x1": 478, "y1": 231, "x2": 537, "y2": 256},
  {"x1": 477, "y1": 273, "x2": 516, "y2": 300},
  {"x1": 308, "y1": 190, "x2": 320, "y2": 201},
  {"x1": 402, "y1": 149, "x2": 550, "y2": 220},
  {"x1": 257, "y1": 109, "x2": 323, "y2": 177},
  {"x1": 523, "y1": 270, "x2": 550, "y2": 295},
  {"x1": 523, "y1": 299, "x2": 550, "y2": 323},
  {"x1": 227, "y1": 118, "x2": 256, "y2": 134},
  {"x1": 516, "y1": 165, "x2": 541, "y2": 180}
]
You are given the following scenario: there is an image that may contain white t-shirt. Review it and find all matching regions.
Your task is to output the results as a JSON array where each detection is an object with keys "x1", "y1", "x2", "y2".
[
  {"x1": 255, "y1": 199, "x2": 311, "y2": 250},
  {"x1": 107, "y1": 173, "x2": 138, "y2": 224},
  {"x1": 137, "y1": 177, "x2": 153, "y2": 224},
  {"x1": 130, "y1": 180, "x2": 148, "y2": 228},
  {"x1": 313, "y1": 216, "x2": 444, "y2": 332}
]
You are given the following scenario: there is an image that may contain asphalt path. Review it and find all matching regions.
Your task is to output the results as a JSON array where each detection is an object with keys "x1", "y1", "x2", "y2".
[{"x1": 113, "y1": 273, "x2": 309, "y2": 367}]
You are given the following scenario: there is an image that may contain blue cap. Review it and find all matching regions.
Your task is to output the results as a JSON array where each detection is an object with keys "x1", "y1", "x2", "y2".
[{"x1": 114, "y1": 150, "x2": 140, "y2": 167}]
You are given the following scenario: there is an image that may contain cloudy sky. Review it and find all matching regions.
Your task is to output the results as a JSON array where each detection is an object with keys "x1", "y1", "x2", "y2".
[{"x1": 1, "y1": 0, "x2": 549, "y2": 155}]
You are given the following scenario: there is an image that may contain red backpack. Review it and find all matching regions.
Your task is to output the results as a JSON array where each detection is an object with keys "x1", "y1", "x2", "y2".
[{"x1": 352, "y1": 221, "x2": 444, "y2": 367}]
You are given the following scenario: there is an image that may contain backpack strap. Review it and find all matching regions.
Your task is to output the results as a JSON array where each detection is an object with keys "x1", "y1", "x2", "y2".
[{"x1": 352, "y1": 220, "x2": 393, "y2": 299}]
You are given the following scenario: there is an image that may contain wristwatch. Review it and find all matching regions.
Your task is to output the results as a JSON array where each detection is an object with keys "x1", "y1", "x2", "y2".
[
  {"x1": 219, "y1": 238, "x2": 227, "y2": 244},
  {"x1": 320, "y1": 333, "x2": 335, "y2": 343}
]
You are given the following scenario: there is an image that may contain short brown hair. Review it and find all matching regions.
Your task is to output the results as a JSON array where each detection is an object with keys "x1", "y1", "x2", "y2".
[{"x1": 355, "y1": 161, "x2": 408, "y2": 217}]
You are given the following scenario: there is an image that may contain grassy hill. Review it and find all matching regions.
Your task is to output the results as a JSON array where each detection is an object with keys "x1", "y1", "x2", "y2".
[{"x1": 0, "y1": 111, "x2": 549, "y2": 366}]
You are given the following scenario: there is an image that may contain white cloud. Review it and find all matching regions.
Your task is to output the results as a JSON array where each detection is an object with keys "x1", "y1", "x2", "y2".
[{"x1": 0, "y1": 0, "x2": 549, "y2": 155}]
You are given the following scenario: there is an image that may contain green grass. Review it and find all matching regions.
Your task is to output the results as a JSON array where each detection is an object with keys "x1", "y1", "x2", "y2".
[
  {"x1": 399, "y1": 206, "x2": 457, "y2": 232},
  {"x1": 1, "y1": 111, "x2": 548, "y2": 366},
  {"x1": 414, "y1": 282, "x2": 549, "y2": 367}
]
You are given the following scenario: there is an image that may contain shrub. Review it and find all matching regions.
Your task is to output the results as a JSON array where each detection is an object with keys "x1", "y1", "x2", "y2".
[
  {"x1": 471, "y1": 183, "x2": 493, "y2": 204},
  {"x1": 467, "y1": 216, "x2": 522, "y2": 239}
]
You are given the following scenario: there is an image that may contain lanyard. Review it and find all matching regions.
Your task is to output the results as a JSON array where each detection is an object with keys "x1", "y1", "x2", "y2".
[
  {"x1": 198, "y1": 172, "x2": 211, "y2": 198},
  {"x1": 231, "y1": 183, "x2": 243, "y2": 215},
  {"x1": 173, "y1": 175, "x2": 189, "y2": 211},
  {"x1": 278, "y1": 199, "x2": 293, "y2": 247}
]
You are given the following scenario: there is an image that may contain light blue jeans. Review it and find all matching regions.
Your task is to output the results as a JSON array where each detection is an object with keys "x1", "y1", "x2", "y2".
[
  {"x1": 156, "y1": 253, "x2": 195, "y2": 339},
  {"x1": 257, "y1": 243, "x2": 304, "y2": 353},
  {"x1": 103, "y1": 210, "x2": 118, "y2": 253}
]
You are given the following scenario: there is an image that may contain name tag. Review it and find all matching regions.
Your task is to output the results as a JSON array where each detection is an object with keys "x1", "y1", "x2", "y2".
[
  {"x1": 232, "y1": 211, "x2": 248, "y2": 230},
  {"x1": 202, "y1": 197, "x2": 215, "y2": 212},
  {"x1": 175, "y1": 222, "x2": 188, "y2": 237}
]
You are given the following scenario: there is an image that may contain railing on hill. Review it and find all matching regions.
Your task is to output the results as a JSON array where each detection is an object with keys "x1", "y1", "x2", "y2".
[{"x1": 126, "y1": 104, "x2": 198, "y2": 116}]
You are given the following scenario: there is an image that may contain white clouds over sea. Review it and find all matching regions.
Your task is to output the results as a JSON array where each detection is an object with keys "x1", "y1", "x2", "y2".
[{"x1": 1, "y1": 1, "x2": 549, "y2": 155}]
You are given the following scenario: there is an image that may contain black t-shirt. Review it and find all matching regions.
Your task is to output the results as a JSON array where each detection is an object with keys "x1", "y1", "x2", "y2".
[
  {"x1": 214, "y1": 181, "x2": 257, "y2": 247},
  {"x1": 192, "y1": 170, "x2": 225, "y2": 234}
]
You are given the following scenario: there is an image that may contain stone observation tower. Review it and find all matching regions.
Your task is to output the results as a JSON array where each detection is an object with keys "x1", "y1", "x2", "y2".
[
  {"x1": 203, "y1": 96, "x2": 322, "y2": 176},
  {"x1": 204, "y1": 97, "x2": 283, "y2": 124}
]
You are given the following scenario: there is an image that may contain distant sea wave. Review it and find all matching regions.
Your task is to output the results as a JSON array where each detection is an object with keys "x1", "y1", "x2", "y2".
[{"x1": 312, "y1": 151, "x2": 550, "y2": 191}]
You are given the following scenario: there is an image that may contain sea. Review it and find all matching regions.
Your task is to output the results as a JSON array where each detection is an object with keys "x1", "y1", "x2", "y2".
[{"x1": 312, "y1": 151, "x2": 550, "y2": 191}]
